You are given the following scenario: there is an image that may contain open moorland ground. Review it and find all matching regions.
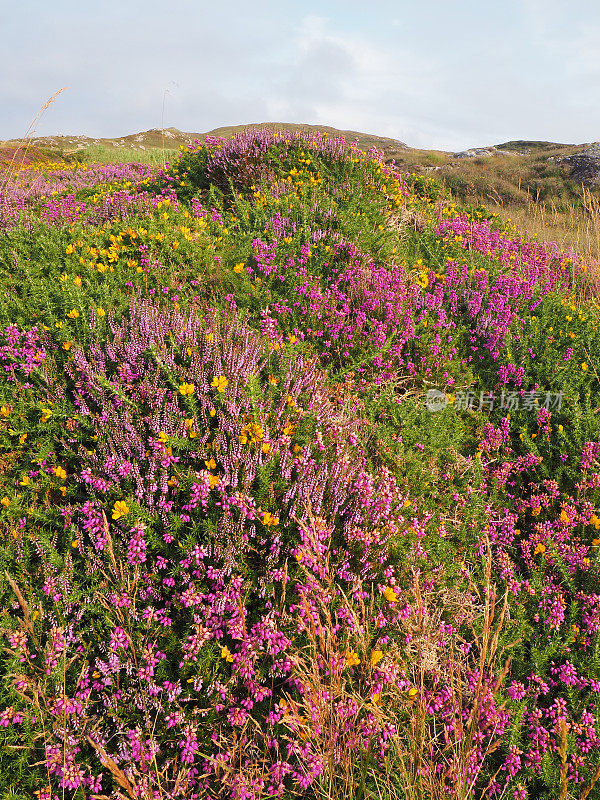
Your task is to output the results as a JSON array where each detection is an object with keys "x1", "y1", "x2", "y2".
[{"x1": 2, "y1": 128, "x2": 600, "y2": 800}]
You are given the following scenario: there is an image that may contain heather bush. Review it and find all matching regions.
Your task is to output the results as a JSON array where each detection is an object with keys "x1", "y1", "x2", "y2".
[{"x1": 0, "y1": 304, "x2": 505, "y2": 798}]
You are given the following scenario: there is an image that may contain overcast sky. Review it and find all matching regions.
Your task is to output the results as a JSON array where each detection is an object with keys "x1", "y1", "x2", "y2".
[{"x1": 2, "y1": 0, "x2": 600, "y2": 151}]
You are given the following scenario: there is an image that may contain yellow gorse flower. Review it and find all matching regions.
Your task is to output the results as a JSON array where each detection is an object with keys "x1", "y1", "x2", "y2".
[
  {"x1": 67, "y1": 309, "x2": 79, "y2": 319},
  {"x1": 370, "y1": 649, "x2": 384, "y2": 667},
  {"x1": 383, "y1": 586, "x2": 399, "y2": 603},
  {"x1": 53, "y1": 466, "x2": 67, "y2": 480},
  {"x1": 239, "y1": 422, "x2": 265, "y2": 445},
  {"x1": 211, "y1": 375, "x2": 228, "y2": 393},
  {"x1": 221, "y1": 645, "x2": 234, "y2": 662},
  {"x1": 112, "y1": 500, "x2": 130, "y2": 520},
  {"x1": 344, "y1": 649, "x2": 360, "y2": 667},
  {"x1": 179, "y1": 382, "x2": 196, "y2": 396}
]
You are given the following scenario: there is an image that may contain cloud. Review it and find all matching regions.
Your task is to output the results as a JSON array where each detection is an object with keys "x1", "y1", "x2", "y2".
[
  {"x1": 1, "y1": 8, "x2": 454, "y2": 146},
  {"x1": 3, "y1": 1, "x2": 600, "y2": 149},
  {"x1": 255, "y1": 15, "x2": 446, "y2": 145}
]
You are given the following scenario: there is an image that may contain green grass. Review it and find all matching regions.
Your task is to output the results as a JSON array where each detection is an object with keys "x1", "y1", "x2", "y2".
[{"x1": 76, "y1": 143, "x2": 179, "y2": 165}]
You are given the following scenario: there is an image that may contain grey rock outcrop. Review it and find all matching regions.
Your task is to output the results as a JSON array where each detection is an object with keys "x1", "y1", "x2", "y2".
[
  {"x1": 558, "y1": 143, "x2": 600, "y2": 186},
  {"x1": 452, "y1": 146, "x2": 496, "y2": 159}
]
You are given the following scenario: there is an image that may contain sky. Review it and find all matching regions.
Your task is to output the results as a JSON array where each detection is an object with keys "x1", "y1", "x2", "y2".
[{"x1": 2, "y1": 0, "x2": 600, "y2": 151}]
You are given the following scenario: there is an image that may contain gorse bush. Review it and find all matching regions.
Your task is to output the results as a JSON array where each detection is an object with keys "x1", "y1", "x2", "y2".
[{"x1": 1, "y1": 129, "x2": 600, "y2": 800}]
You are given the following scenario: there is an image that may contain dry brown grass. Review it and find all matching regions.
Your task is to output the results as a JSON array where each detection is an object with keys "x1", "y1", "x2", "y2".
[
  {"x1": 489, "y1": 188, "x2": 600, "y2": 261},
  {"x1": 479, "y1": 187, "x2": 600, "y2": 299},
  {"x1": 261, "y1": 531, "x2": 514, "y2": 800}
]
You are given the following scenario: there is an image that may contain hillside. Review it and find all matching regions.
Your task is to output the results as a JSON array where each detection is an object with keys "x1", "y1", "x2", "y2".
[
  {"x1": 3, "y1": 122, "x2": 599, "y2": 236},
  {"x1": 3, "y1": 122, "x2": 600, "y2": 205},
  {"x1": 1, "y1": 129, "x2": 600, "y2": 800},
  {"x1": 0, "y1": 122, "x2": 409, "y2": 162}
]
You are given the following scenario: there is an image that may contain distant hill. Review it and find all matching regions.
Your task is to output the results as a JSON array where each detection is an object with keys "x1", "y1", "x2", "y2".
[
  {"x1": 0, "y1": 123, "x2": 409, "y2": 162},
  {"x1": 0, "y1": 127, "x2": 197, "y2": 157},
  {"x1": 495, "y1": 140, "x2": 575, "y2": 153},
  {"x1": 2, "y1": 123, "x2": 599, "y2": 206}
]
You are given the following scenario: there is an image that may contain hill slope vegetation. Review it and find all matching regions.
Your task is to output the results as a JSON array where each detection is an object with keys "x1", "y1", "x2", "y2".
[{"x1": 1, "y1": 129, "x2": 600, "y2": 800}]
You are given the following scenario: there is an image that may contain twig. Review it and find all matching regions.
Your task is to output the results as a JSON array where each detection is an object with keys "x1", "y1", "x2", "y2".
[
  {"x1": 86, "y1": 736, "x2": 136, "y2": 798},
  {"x1": 5, "y1": 571, "x2": 39, "y2": 647}
]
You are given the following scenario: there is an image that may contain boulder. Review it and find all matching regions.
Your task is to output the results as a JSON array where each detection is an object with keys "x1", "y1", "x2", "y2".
[
  {"x1": 558, "y1": 143, "x2": 600, "y2": 186},
  {"x1": 452, "y1": 146, "x2": 496, "y2": 159}
]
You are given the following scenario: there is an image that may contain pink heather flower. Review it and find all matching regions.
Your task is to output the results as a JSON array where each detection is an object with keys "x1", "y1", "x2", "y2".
[
  {"x1": 109, "y1": 626, "x2": 129, "y2": 651},
  {"x1": 507, "y1": 681, "x2": 527, "y2": 701},
  {"x1": 180, "y1": 724, "x2": 199, "y2": 764},
  {"x1": 127, "y1": 523, "x2": 147, "y2": 564},
  {"x1": 581, "y1": 441, "x2": 600, "y2": 470}
]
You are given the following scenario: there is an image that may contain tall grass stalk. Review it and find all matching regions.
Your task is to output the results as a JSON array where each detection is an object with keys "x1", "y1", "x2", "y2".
[
  {"x1": 0, "y1": 87, "x2": 67, "y2": 192},
  {"x1": 384, "y1": 542, "x2": 516, "y2": 800}
]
